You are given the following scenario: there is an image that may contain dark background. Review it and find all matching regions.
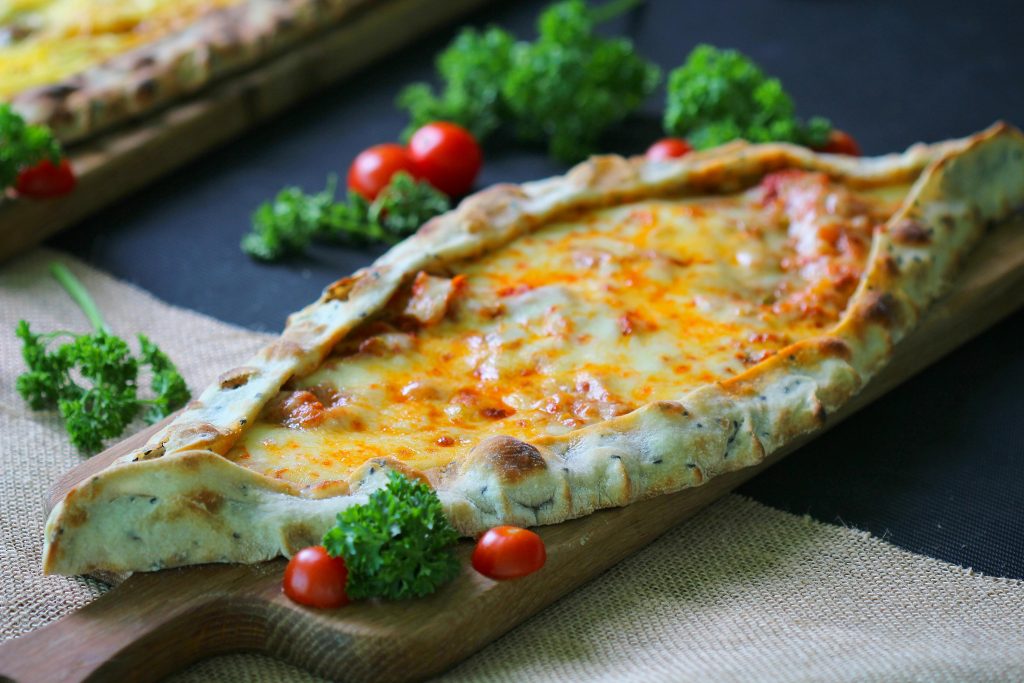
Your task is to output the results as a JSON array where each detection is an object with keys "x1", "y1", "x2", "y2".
[{"x1": 53, "y1": 0, "x2": 1024, "y2": 578}]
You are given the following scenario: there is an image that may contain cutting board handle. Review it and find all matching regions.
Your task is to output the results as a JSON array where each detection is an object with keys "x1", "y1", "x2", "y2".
[{"x1": 0, "y1": 566, "x2": 269, "y2": 682}]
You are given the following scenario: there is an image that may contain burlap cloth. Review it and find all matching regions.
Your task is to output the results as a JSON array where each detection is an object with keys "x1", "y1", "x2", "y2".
[{"x1": 2, "y1": 249, "x2": 1023, "y2": 682}]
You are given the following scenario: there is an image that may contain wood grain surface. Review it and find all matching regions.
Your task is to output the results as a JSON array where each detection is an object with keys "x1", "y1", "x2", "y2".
[
  {"x1": 0, "y1": 0, "x2": 496, "y2": 264},
  {"x1": 0, "y1": 218, "x2": 1021, "y2": 683}
]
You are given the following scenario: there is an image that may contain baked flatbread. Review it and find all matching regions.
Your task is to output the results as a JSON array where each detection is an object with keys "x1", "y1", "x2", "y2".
[
  {"x1": 2, "y1": 0, "x2": 370, "y2": 143},
  {"x1": 43, "y1": 123, "x2": 1024, "y2": 575}
]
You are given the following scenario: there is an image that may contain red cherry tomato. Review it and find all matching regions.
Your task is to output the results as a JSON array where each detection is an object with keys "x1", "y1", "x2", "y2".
[
  {"x1": 15, "y1": 158, "x2": 76, "y2": 198},
  {"x1": 282, "y1": 546, "x2": 350, "y2": 608},
  {"x1": 407, "y1": 122, "x2": 482, "y2": 197},
  {"x1": 472, "y1": 525, "x2": 546, "y2": 580},
  {"x1": 818, "y1": 129, "x2": 862, "y2": 156},
  {"x1": 347, "y1": 143, "x2": 418, "y2": 200},
  {"x1": 645, "y1": 137, "x2": 692, "y2": 161}
]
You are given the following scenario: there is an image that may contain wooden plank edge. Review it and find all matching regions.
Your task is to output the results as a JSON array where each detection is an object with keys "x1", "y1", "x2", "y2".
[{"x1": 5, "y1": 222, "x2": 1019, "y2": 681}]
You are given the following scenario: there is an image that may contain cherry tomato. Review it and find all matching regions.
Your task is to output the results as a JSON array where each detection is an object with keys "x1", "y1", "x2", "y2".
[
  {"x1": 645, "y1": 137, "x2": 692, "y2": 161},
  {"x1": 472, "y1": 525, "x2": 546, "y2": 580},
  {"x1": 818, "y1": 129, "x2": 862, "y2": 156},
  {"x1": 282, "y1": 546, "x2": 350, "y2": 608},
  {"x1": 407, "y1": 122, "x2": 482, "y2": 197},
  {"x1": 347, "y1": 143, "x2": 418, "y2": 200},
  {"x1": 15, "y1": 158, "x2": 76, "y2": 198}
]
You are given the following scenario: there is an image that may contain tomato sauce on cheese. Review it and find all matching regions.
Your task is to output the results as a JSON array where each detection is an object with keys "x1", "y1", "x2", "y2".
[{"x1": 227, "y1": 172, "x2": 907, "y2": 491}]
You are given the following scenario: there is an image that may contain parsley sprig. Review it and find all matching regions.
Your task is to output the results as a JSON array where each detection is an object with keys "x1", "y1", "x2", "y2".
[
  {"x1": 16, "y1": 263, "x2": 190, "y2": 452},
  {"x1": 241, "y1": 171, "x2": 450, "y2": 261},
  {"x1": 0, "y1": 104, "x2": 61, "y2": 189},
  {"x1": 664, "y1": 44, "x2": 831, "y2": 150},
  {"x1": 323, "y1": 471, "x2": 460, "y2": 600},
  {"x1": 399, "y1": 0, "x2": 659, "y2": 163}
]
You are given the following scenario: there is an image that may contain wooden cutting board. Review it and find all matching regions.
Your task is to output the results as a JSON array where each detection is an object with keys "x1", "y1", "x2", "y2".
[
  {"x1": 0, "y1": 218, "x2": 1022, "y2": 682},
  {"x1": 0, "y1": 0, "x2": 496, "y2": 264}
]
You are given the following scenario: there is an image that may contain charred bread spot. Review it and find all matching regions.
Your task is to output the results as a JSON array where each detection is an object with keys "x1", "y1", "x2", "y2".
[
  {"x1": 65, "y1": 505, "x2": 88, "y2": 528},
  {"x1": 263, "y1": 340, "x2": 304, "y2": 361},
  {"x1": 134, "y1": 77, "x2": 159, "y2": 102},
  {"x1": 655, "y1": 400, "x2": 689, "y2": 416},
  {"x1": 883, "y1": 254, "x2": 901, "y2": 276},
  {"x1": 812, "y1": 399, "x2": 828, "y2": 424},
  {"x1": 188, "y1": 489, "x2": 224, "y2": 514},
  {"x1": 348, "y1": 456, "x2": 431, "y2": 493},
  {"x1": 475, "y1": 435, "x2": 547, "y2": 483},
  {"x1": 323, "y1": 276, "x2": 357, "y2": 302},
  {"x1": 890, "y1": 219, "x2": 932, "y2": 245},
  {"x1": 816, "y1": 337, "x2": 852, "y2": 360},
  {"x1": 569, "y1": 155, "x2": 639, "y2": 192},
  {"x1": 280, "y1": 522, "x2": 319, "y2": 555},
  {"x1": 859, "y1": 291, "x2": 901, "y2": 328},
  {"x1": 303, "y1": 479, "x2": 350, "y2": 498},
  {"x1": 167, "y1": 422, "x2": 225, "y2": 450},
  {"x1": 40, "y1": 83, "x2": 79, "y2": 99},
  {"x1": 219, "y1": 366, "x2": 259, "y2": 390}
]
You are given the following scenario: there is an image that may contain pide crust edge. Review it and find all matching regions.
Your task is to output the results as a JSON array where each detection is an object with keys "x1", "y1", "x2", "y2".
[{"x1": 43, "y1": 123, "x2": 1024, "y2": 575}]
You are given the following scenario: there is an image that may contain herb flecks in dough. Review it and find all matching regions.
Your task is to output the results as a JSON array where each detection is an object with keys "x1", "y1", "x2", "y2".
[
  {"x1": 241, "y1": 172, "x2": 450, "y2": 261},
  {"x1": 322, "y1": 471, "x2": 460, "y2": 600},
  {"x1": 15, "y1": 263, "x2": 190, "y2": 452}
]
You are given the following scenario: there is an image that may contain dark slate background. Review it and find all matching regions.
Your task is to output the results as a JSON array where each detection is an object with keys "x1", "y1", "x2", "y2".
[{"x1": 52, "y1": 0, "x2": 1024, "y2": 578}]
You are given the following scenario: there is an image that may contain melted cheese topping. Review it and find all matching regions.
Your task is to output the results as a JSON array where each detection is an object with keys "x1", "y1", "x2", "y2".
[
  {"x1": 0, "y1": 0, "x2": 244, "y2": 99},
  {"x1": 227, "y1": 174, "x2": 907, "y2": 491}
]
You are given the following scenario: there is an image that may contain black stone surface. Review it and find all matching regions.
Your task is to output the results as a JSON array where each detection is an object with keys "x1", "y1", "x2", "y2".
[{"x1": 51, "y1": 0, "x2": 1024, "y2": 578}]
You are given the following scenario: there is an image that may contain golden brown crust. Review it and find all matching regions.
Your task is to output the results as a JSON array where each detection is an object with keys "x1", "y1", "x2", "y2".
[
  {"x1": 9, "y1": 0, "x2": 371, "y2": 144},
  {"x1": 42, "y1": 122, "x2": 1024, "y2": 575}
]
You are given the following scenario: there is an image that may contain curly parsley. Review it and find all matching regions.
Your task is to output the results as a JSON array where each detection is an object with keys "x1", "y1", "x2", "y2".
[
  {"x1": 503, "y1": 0, "x2": 660, "y2": 162},
  {"x1": 399, "y1": 0, "x2": 658, "y2": 163},
  {"x1": 323, "y1": 471, "x2": 460, "y2": 600},
  {"x1": 398, "y1": 26, "x2": 515, "y2": 142},
  {"x1": 241, "y1": 172, "x2": 450, "y2": 261},
  {"x1": 15, "y1": 263, "x2": 190, "y2": 452},
  {"x1": 663, "y1": 44, "x2": 831, "y2": 150},
  {"x1": 0, "y1": 104, "x2": 61, "y2": 189}
]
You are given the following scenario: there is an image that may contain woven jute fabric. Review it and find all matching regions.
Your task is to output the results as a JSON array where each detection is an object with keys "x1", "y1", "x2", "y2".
[{"x1": 2, "y1": 249, "x2": 1023, "y2": 682}]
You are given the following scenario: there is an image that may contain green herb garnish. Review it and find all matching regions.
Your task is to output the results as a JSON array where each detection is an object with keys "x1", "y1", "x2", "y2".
[
  {"x1": 0, "y1": 103, "x2": 61, "y2": 189},
  {"x1": 663, "y1": 44, "x2": 831, "y2": 150},
  {"x1": 399, "y1": 0, "x2": 659, "y2": 163},
  {"x1": 16, "y1": 263, "x2": 190, "y2": 452},
  {"x1": 398, "y1": 26, "x2": 515, "y2": 142},
  {"x1": 323, "y1": 471, "x2": 460, "y2": 600},
  {"x1": 503, "y1": 0, "x2": 660, "y2": 162},
  {"x1": 241, "y1": 171, "x2": 450, "y2": 261}
]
